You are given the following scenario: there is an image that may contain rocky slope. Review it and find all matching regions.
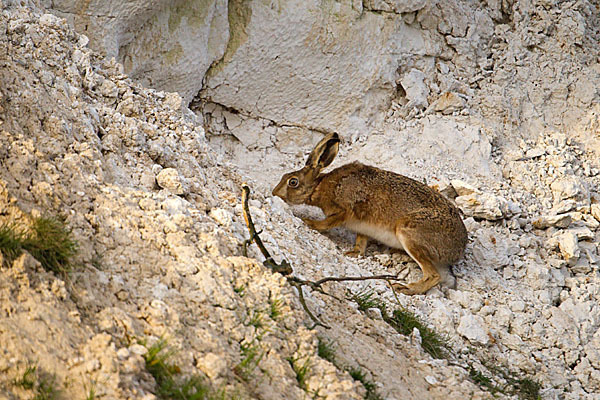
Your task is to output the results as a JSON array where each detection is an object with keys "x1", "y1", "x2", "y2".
[{"x1": 1, "y1": 1, "x2": 600, "y2": 400}]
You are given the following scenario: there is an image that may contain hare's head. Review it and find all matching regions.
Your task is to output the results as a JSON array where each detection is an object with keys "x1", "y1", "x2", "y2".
[{"x1": 272, "y1": 132, "x2": 340, "y2": 205}]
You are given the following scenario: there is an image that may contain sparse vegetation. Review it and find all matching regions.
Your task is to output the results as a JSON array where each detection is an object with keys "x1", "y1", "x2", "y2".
[
  {"x1": 233, "y1": 341, "x2": 264, "y2": 381},
  {"x1": 268, "y1": 297, "x2": 284, "y2": 320},
  {"x1": 317, "y1": 338, "x2": 337, "y2": 365},
  {"x1": 287, "y1": 356, "x2": 312, "y2": 390},
  {"x1": 233, "y1": 285, "x2": 245, "y2": 296},
  {"x1": 469, "y1": 362, "x2": 541, "y2": 400},
  {"x1": 351, "y1": 291, "x2": 386, "y2": 312},
  {"x1": 84, "y1": 381, "x2": 97, "y2": 400},
  {"x1": 0, "y1": 222, "x2": 25, "y2": 263},
  {"x1": 13, "y1": 364, "x2": 37, "y2": 390},
  {"x1": 141, "y1": 338, "x2": 216, "y2": 400},
  {"x1": 348, "y1": 366, "x2": 383, "y2": 400},
  {"x1": 0, "y1": 216, "x2": 78, "y2": 274},
  {"x1": 247, "y1": 310, "x2": 265, "y2": 330},
  {"x1": 386, "y1": 308, "x2": 451, "y2": 359},
  {"x1": 351, "y1": 290, "x2": 451, "y2": 359},
  {"x1": 12, "y1": 363, "x2": 60, "y2": 400}
]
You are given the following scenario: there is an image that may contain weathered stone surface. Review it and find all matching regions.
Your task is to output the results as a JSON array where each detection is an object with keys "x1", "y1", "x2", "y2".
[
  {"x1": 455, "y1": 193, "x2": 510, "y2": 221},
  {"x1": 533, "y1": 214, "x2": 572, "y2": 229},
  {"x1": 156, "y1": 168, "x2": 187, "y2": 195},
  {"x1": 199, "y1": 0, "x2": 440, "y2": 136},
  {"x1": 457, "y1": 314, "x2": 489, "y2": 345},
  {"x1": 557, "y1": 231, "x2": 580, "y2": 266},
  {"x1": 46, "y1": 0, "x2": 229, "y2": 103}
]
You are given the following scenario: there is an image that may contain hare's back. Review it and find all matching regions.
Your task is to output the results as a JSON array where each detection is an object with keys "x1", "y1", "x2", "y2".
[{"x1": 330, "y1": 163, "x2": 451, "y2": 214}]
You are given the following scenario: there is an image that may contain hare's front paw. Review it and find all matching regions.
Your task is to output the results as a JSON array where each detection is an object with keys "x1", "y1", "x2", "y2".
[{"x1": 302, "y1": 218, "x2": 320, "y2": 230}]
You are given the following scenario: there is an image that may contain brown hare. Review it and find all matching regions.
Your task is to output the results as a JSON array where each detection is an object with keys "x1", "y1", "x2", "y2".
[{"x1": 272, "y1": 132, "x2": 468, "y2": 295}]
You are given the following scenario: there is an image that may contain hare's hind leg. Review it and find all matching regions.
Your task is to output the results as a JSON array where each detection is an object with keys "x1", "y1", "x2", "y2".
[
  {"x1": 392, "y1": 229, "x2": 441, "y2": 295},
  {"x1": 345, "y1": 234, "x2": 368, "y2": 257}
]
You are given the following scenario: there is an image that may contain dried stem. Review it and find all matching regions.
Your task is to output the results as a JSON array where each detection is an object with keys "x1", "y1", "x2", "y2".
[{"x1": 241, "y1": 184, "x2": 292, "y2": 275}]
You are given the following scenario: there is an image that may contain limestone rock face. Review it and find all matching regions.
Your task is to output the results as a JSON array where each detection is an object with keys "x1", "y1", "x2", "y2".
[
  {"x1": 44, "y1": 0, "x2": 229, "y2": 103},
  {"x1": 199, "y1": 0, "x2": 439, "y2": 136}
]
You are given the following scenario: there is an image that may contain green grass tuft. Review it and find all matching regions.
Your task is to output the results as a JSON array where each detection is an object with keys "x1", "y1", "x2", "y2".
[
  {"x1": 351, "y1": 291, "x2": 386, "y2": 312},
  {"x1": 350, "y1": 290, "x2": 450, "y2": 359},
  {"x1": 23, "y1": 217, "x2": 78, "y2": 274},
  {"x1": 268, "y1": 298, "x2": 284, "y2": 321},
  {"x1": 317, "y1": 338, "x2": 337, "y2": 364},
  {"x1": 469, "y1": 363, "x2": 542, "y2": 400},
  {"x1": 0, "y1": 222, "x2": 25, "y2": 264},
  {"x1": 12, "y1": 363, "x2": 60, "y2": 400},
  {"x1": 516, "y1": 378, "x2": 541, "y2": 400},
  {"x1": 142, "y1": 338, "x2": 215, "y2": 400},
  {"x1": 233, "y1": 342, "x2": 264, "y2": 381},
  {"x1": 33, "y1": 373, "x2": 60, "y2": 400},
  {"x1": 0, "y1": 216, "x2": 78, "y2": 274},
  {"x1": 287, "y1": 356, "x2": 312, "y2": 390},
  {"x1": 13, "y1": 364, "x2": 37, "y2": 390},
  {"x1": 386, "y1": 308, "x2": 450, "y2": 359},
  {"x1": 247, "y1": 310, "x2": 265, "y2": 330},
  {"x1": 348, "y1": 366, "x2": 383, "y2": 400}
]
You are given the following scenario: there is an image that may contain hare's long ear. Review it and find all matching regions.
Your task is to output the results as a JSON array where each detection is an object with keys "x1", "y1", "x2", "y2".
[{"x1": 305, "y1": 133, "x2": 340, "y2": 171}]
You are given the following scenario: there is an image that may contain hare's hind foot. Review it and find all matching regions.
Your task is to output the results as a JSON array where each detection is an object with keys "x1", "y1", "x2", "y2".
[
  {"x1": 392, "y1": 274, "x2": 441, "y2": 295},
  {"x1": 393, "y1": 227, "x2": 442, "y2": 295},
  {"x1": 344, "y1": 234, "x2": 368, "y2": 257}
]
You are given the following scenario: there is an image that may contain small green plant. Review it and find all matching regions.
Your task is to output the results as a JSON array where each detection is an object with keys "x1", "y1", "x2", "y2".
[
  {"x1": 350, "y1": 290, "x2": 450, "y2": 359},
  {"x1": 468, "y1": 363, "x2": 541, "y2": 400},
  {"x1": 469, "y1": 366, "x2": 498, "y2": 395},
  {"x1": 351, "y1": 291, "x2": 386, "y2": 312},
  {"x1": 84, "y1": 381, "x2": 97, "y2": 400},
  {"x1": 233, "y1": 341, "x2": 264, "y2": 381},
  {"x1": 12, "y1": 363, "x2": 60, "y2": 400},
  {"x1": 386, "y1": 308, "x2": 450, "y2": 359},
  {"x1": 233, "y1": 285, "x2": 245, "y2": 297},
  {"x1": 141, "y1": 338, "x2": 214, "y2": 400},
  {"x1": 287, "y1": 356, "x2": 312, "y2": 390},
  {"x1": 34, "y1": 373, "x2": 60, "y2": 400},
  {"x1": 317, "y1": 338, "x2": 337, "y2": 365},
  {"x1": 347, "y1": 366, "x2": 383, "y2": 400},
  {"x1": 0, "y1": 222, "x2": 25, "y2": 264},
  {"x1": 247, "y1": 310, "x2": 265, "y2": 330},
  {"x1": 517, "y1": 378, "x2": 541, "y2": 400},
  {"x1": 24, "y1": 217, "x2": 78, "y2": 274},
  {"x1": 13, "y1": 364, "x2": 37, "y2": 390},
  {"x1": 268, "y1": 297, "x2": 284, "y2": 320},
  {"x1": 0, "y1": 216, "x2": 78, "y2": 274}
]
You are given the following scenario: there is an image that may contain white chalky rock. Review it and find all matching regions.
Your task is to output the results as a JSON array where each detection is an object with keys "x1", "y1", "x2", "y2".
[
  {"x1": 431, "y1": 92, "x2": 466, "y2": 114},
  {"x1": 558, "y1": 231, "x2": 580, "y2": 265},
  {"x1": 550, "y1": 177, "x2": 585, "y2": 201},
  {"x1": 457, "y1": 314, "x2": 489, "y2": 345},
  {"x1": 209, "y1": 208, "x2": 233, "y2": 227},
  {"x1": 455, "y1": 193, "x2": 510, "y2": 221},
  {"x1": 532, "y1": 214, "x2": 572, "y2": 229},
  {"x1": 571, "y1": 226, "x2": 595, "y2": 241},
  {"x1": 591, "y1": 204, "x2": 600, "y2": 222},
  {"x1": 156, "y1": 168, "x2": 187, "y2": 195},
  {"x1": 450, "y1": 179, "x2": 479, "y2": 196},
  {"x1": 401, "y1": 69, "x2": 430, "y2": 109},
  {"x1": 197, "y1": 352, "x2": 228, "y2": 380}
]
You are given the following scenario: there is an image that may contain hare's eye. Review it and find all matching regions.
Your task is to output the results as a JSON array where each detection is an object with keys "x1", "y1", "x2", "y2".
[{"x1": 288, "y1": 177, "x2": 299, "y2": 188}]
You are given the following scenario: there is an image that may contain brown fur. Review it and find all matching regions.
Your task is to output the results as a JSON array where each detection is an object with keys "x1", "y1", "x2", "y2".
[{"x1": 272, "y1": 133, "x2": 468, "y2": 295}]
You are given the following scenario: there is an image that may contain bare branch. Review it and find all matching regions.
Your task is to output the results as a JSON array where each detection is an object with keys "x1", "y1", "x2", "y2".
[{"x1": 241, "y1": 184, "x2": 292, "y2": 275}]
